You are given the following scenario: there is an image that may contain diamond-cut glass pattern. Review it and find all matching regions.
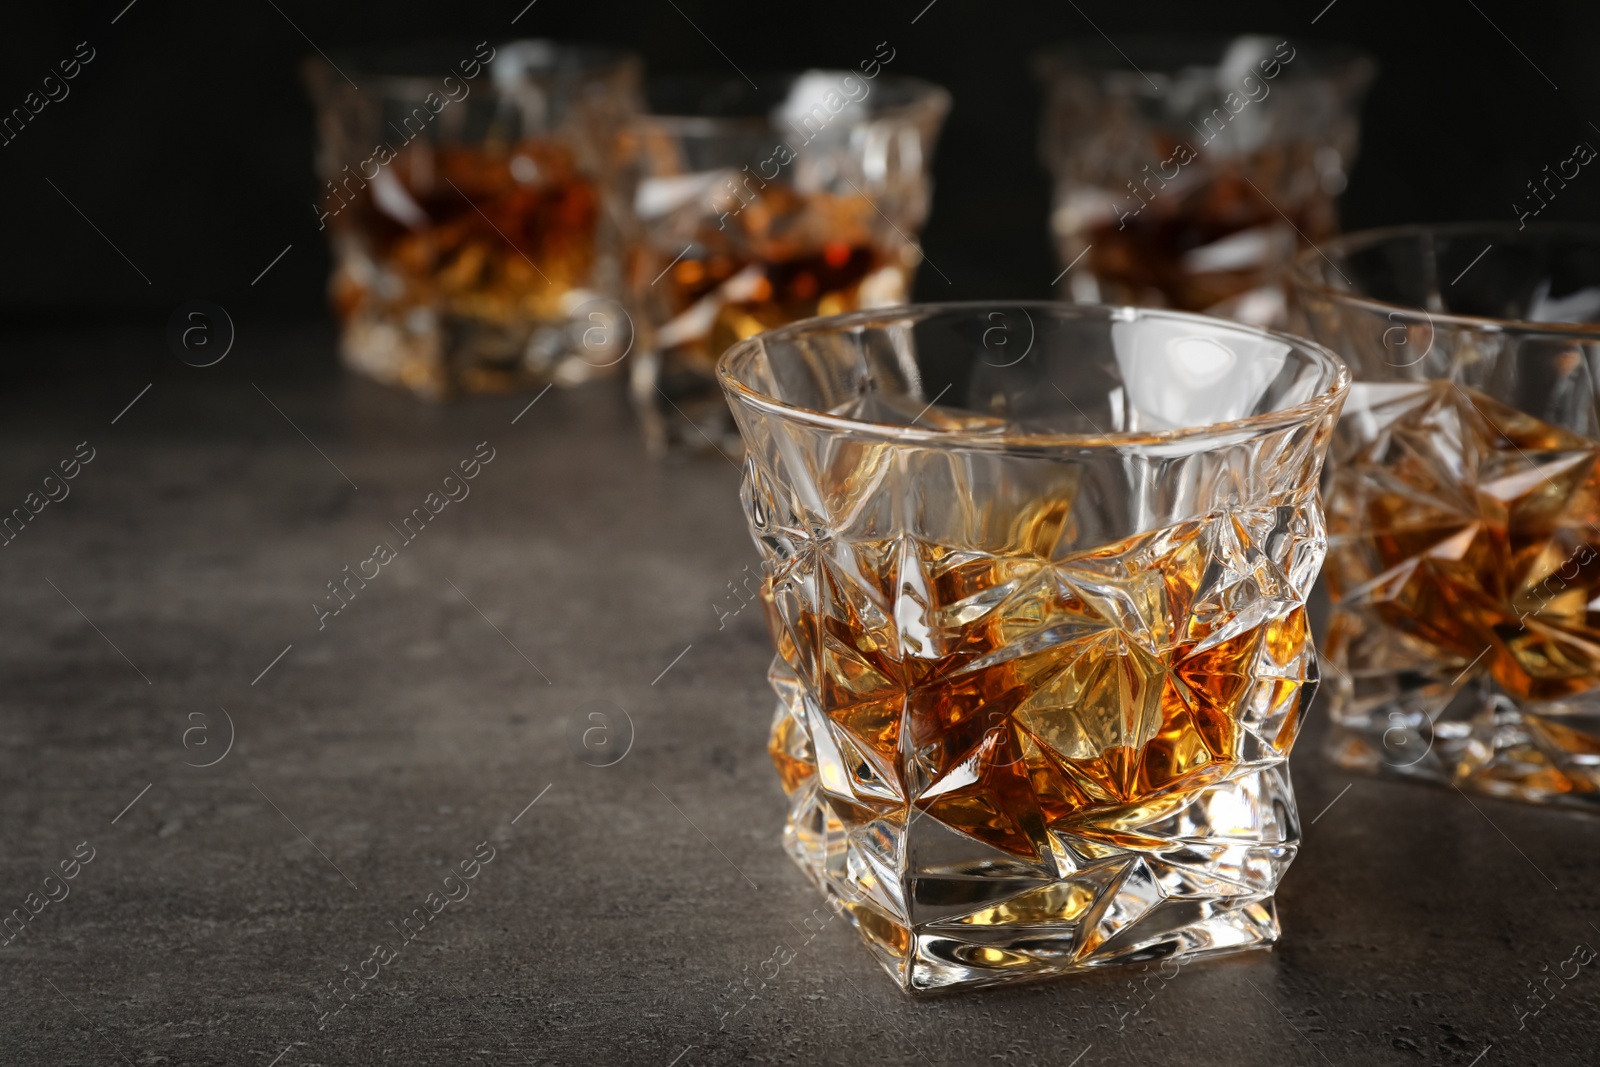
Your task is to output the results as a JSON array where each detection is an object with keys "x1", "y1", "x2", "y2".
[
  {"x1": 720, "y1": 304, "x2": 1347, "y2": 991},
  {"x1": 1323, "y1": 381, "x2": 1600, "y2": 804},
  {"x1": 1292, "y1": 226, "x2": 1600, "y2": 811}
]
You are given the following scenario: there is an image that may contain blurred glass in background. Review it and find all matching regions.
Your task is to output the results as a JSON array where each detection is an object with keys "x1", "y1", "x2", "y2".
[
  {"x1": 1036, "y1": 36, "x2": 1373, "y2": 324},
  {"x1": 1290, "y1": 223, "x2": 1600, "y2": 810},
  {"x1": 622, "y1": 70, "x2": 949, "y2": 456},
  {"x1": 305, "y1": 41, "x2": 641, "y2": 400}
]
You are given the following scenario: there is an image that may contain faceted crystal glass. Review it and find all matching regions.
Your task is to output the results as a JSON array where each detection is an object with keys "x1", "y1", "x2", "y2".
[
  {"x1": 1035, "y1": 36, "x2": 1372, "y2": 316},
  {"x1": 305, "y1": 41, "x2": 641, "y2": 400},
  {"x1": 626, "y1": 72, "x2": 949, "y2": 456},
  {"x1": 719, "y1": 302, "x2": 1349, "y2": 991},
  {"x1": 1290, "y1": 224, "x2": 1600, "y2": 810}
]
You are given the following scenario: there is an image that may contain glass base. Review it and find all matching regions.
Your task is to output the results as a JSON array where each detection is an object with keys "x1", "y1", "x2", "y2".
[
  {"x1": 1323, "y1": 674, "x2": 1600, "y2": 811},
  {"x1": 338, "y1": 308, "x2": 622, "y2": 401},
  {"x1": 629, "y1": 349, "x2": 744, "y2": 459},
  {"x1": 777, "y1": 754, "x2": 1294, "y2": 994}
]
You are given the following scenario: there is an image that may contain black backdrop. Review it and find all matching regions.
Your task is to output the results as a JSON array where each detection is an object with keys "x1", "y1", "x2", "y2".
[{"x1": 3, "y1": 0, "x2": 1598, "y2": 333}]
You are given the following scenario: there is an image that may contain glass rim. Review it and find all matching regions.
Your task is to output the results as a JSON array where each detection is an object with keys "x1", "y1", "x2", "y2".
[
  {"x1": 1289, "y1": 222, "x2": 1600, "y2": 339},
  {"x1": 634, "y1": 72, "x2": 950, "y2": 133},
  {"x1": 717, "y1": 300, "x2": 1351, "y2": 452},
  {"x1": 1031, "y1": 35, "x2": 1373, "y2": 89},
  {"x1": 307, "y1": 39, "x2": 638, "y2": 98}
]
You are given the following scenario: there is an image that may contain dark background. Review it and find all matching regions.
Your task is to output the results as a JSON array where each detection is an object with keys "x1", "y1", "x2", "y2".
[
  {"x1": 3, "y1": 7, "x2": 1600, "y2": 1065},
  {"x1": 2, "y1": 0, "x2": 1599, "y2": 336}
]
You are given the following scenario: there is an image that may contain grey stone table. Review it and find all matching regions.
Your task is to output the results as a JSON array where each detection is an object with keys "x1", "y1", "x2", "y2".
[{"x1": 1, "y1": 322, "x2": 1596, "y2": 1067}]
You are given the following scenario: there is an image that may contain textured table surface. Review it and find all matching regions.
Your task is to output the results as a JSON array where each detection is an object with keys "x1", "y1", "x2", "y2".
[{"x1": 1, "y1": 323, "x2": 1597, "y2": 1067}]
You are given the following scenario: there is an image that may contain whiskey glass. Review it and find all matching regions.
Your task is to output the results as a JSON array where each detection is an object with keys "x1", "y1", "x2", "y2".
[
  {"x1": 1036, "y1": 36, "x2": 1373, "y2": 315},
  {"x1": 719, "y1": 301, "x2": 1349, "y2": 991},
  {"x1": 1291, "y1": 223, "x2": 1600, "y2": 810},
  {"x1": 625, "y1": 71, "x2": 949, "y2": 456},
  {"x1": 305, "y1": 41, "x2": 641, "y2": 400}
]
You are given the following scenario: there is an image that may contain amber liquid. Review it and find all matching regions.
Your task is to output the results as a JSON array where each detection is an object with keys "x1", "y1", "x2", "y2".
[
  {"x1": 765, "y1": 509, "x2": 1311, "y2": 860},
  {"x1": 1080, "y1": 150, "x2": 1333, "y2": 312},
  {"x1": 645, "y1": 185, "x2": 891, "y2": 433},
  {"x1": 331, "y1": 140, "x2": 600, "y2": 320},
  {"x1": 658, "y1": 242, "x2": 881, "y2": 354},
  {"x1": 1326, "y1": 381, "x2": 1600, "y2": 704}
]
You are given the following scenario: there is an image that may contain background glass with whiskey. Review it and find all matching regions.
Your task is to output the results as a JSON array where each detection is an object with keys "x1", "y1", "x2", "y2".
[
  {"x1": 1291, "y1": 224, "x2": 1600, "y2": 810},
  {"x1": 625, "y1": 72, "x2": 949, "y2": 456},
  {"x1": 719, "y1": 302, "x2": 1349, "y2": 991},
  {"x1": 305, "y1": 41, "x2": 640, "y2": 400},
  {"x1": 1036, "y1": 37, "x2": 1372, "y2": 320}
]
